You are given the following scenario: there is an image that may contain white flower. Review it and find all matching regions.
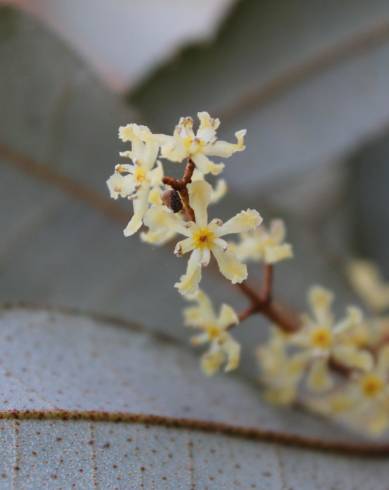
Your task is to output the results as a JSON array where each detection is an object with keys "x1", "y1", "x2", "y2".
[
  {"x1": 289, "y1": 286, "x2": 372, "y2": 393},
  {"x1": 107, "y1": 123, "x2": 163, "y2": 237},
  {"x1": 145, "y1": 180, "x2": 262, "y2": 297},
  {"x1": 156, "y1": 112, "x2": 246, "y2": 176},
  {"x1": 184, "y1": 290, "x2": 240, "y2": 375},
  {"x1": 235, "y1": 219, "x2": 293, "y2": 264}
]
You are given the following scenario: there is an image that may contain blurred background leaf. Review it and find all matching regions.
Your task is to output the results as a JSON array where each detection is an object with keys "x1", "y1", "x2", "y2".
[
  {"x1": 349, "y1": 134, "x2": 389, "y2": 277},
  {"x1": 0, "y1": 306, "x2": 387, "y2": 489},
  {"x1": 130, "y1": 0, "x2": 389, "y2": 196},
  {"x1": 10, "y1": 0, "x2": 235, "y2": 92}
]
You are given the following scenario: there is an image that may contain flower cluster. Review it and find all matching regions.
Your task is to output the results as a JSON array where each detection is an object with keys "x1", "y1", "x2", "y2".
[
  {"x1": 108, "y1": 111, "x2": 389, "y2": 438},
  {"x1": 257, "y1": 286, "x2": 389, "y2": 436}
]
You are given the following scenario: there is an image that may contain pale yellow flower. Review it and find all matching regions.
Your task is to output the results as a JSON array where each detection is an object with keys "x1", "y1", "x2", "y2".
[
  {"x1": 144, "y1": 180, "x2": 262, "y2": 297},
  {"x1": 257, "y1": 328, "x2": 306, "y2": 405},
  {"x1": 184, "y1": 290, "x2": 240, "y2": 375},
  {"x1": 141, "y1": 175, "x2": 227, "y2": 247},
  {"x1": 326, "y1": 346, "x2": 389, "y2": 436},
  {"x1": 156, "y1": 112, "x2": 246, "y2": 176},
  {"x1": 107, "y1": 123, "x2": 163, "y2": 237},
  {"x1": 347, "y1": 260, "x2": 389, "y2": 313},
  {"x1": 290, "y1": 286, "x2": 372, "y2": 392},
  {"x1": 235, "y1": 219, "x2": 293, "y2": 264}
]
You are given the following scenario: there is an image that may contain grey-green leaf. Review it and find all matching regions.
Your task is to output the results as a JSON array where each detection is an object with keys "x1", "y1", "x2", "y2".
[
  {"x1": 130, "y1": 0, "x2": 389, "y2": 193},
  {"x1": 0, "y1": 306, "x2": 387, "y2": 489}
]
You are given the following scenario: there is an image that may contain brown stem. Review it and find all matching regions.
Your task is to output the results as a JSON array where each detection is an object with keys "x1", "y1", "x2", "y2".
[
  {"x1": 236, "y1": 265, "x2": 356, "y2": 378},
  {"x1": 328, "y1": 357, "x2": 353, "y2": 377},
  {"x1": 258, "y1": 301, "x2": 300, "y2": 333},
  {"x1": 260, "y1": 264, "x2": 273, "y2": 304},
  {"x1": 237, "y1": 272, "x2": 299, "y2": 333},
  {"x1": 237, "y1": 281, "x2": 261, "y2": 306},
  {"x1": 178, "y1": 187, "x2": 195, "y2": 222},
  {"x1": 238, "y1": 304, "x2": 257, "y2": 322},
  {"x1": 182, "y1": 159, "x2": 196, "y2": 184},
  {"x1": 163, "y1": 159, "x2": 196, "y2": 221}
]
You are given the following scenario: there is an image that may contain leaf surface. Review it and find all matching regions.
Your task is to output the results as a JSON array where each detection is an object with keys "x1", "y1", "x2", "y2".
[{"x1": 0, "y1": 306, "x2": 387, "y2": 489}]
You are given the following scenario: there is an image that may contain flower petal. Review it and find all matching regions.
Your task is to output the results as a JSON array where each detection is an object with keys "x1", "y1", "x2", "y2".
[
  {"x1": 200, "y1": 248, "x2": 211, "y2": 266},
  {"x1": 142, "y1": 139, "x2": 159, "y2": 170},
  {"x1": 192, "y1": 153, "x2": 224, "y2": 176},
  {"x1": 270, "y1": 219, "x2": 287, "y2": 244},
  {"x1": 309, "y1": 286, "x2": 334, "y2": 326},
  {"x1": 175, "y1": 249, "x2": 202, "y2": 297},
  {"x1": 174, "y1": 238, "x2": 195, "y2": 257},
  {"x1": 190, "y1": 332, "x2": 209, "y2": 346},
  {"x1": 210, "y1": 179, "x2": 227, "y2": 204},
  {"x1": 144, "y1": 205, "x2": 189, "y2": 236},
  {"x1": 223, "y1": 336, "x2": 241, "y2": 372},
  {"x1": 204, "y1": 129, "x2": 246, "y2": 157},
  {"x1": 332, "y1": 346, "x2": 373, "y2": 372},
  {"x1": 184, "y1": 290, "x2": 216, "y2": 327},
  {"x1": 123, "y1": 185, "x2": 150, "y2": 237},
  {"x1": 148, "y1": 188, "x2": 162, "y2": 206},
  {"x1": 306, "y1": 359, "x2": 333, "y2": 393},
  {"x1": 264, "y1": 386, "x2": 297, "y2": 405},
  {"x1": 187, "y1": 180, "x2": 212, "y2": 226},
  {"x1": 212, "y1": 245, "x2": 247, "y2": 284},
  {"x1": 157, "y1": 132, "x2": 187, "y2": 162},
  {"x1": 149, "y1": 161, "x2": 163, "y2": 185},
  {"x1": 140, "y1": 228, "x2": 176, "y2": 246},
  {"x1": 264, "y1": 244, "x2": 293, "y2": 264},
  {"x1": 196, "y1": 111, "x2": 220, "y2": 144},
  {"x1": 218, "y1": 304, "x2": 239, "y2": 330},
  {"x1": 217, "y1": 209, "x2": 262, "y2": 237},
  {"x1": 201, "y1": 349, "x2": 225, "y2": 376},
  {"x1": 106, "y1": 173, "x2": 134, "y2": 199}
]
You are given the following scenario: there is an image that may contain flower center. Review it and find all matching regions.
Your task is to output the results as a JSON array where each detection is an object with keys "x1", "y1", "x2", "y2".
[
  {"x1": 134, "y1": 166, "x2": 146, "y2": 184},
  {"x1": 193, "y1": 227, "x2": 215, "y2": 250},
  {"x1": 310, "y1": 327, "x2": 332, "y2": 349},
  {"x1": 183, "y1": 136, "x2": 205, "y2": 155},
  {"x1": 361, "y1": 374, "x2": 384, "y2": 398},
  {"x1": 206, "y1": 325, "x2": 222, "y2": 340}
]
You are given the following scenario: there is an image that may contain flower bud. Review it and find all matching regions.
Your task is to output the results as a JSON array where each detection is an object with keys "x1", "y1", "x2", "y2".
[{"x1": 162, "y1": 189, "x2": 183, "y2": 213}]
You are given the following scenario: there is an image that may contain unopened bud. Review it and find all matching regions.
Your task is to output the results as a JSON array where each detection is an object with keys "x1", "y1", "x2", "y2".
[{"x1": 162, "y1": 189, "x2": 183, "y2": 213}]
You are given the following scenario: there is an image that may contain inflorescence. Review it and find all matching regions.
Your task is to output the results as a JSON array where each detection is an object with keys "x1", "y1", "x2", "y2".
[{"x1": 107, "y1": 112, "x2": 389, "y2": 437}]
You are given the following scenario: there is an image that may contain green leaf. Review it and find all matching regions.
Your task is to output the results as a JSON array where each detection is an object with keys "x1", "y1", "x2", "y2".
[
  {"x1": 0, "y1": 306, "x2": 387, "y2": 489},
  {"x1": 130, "y1": 0, "x2": 389, "y2": 193}
]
